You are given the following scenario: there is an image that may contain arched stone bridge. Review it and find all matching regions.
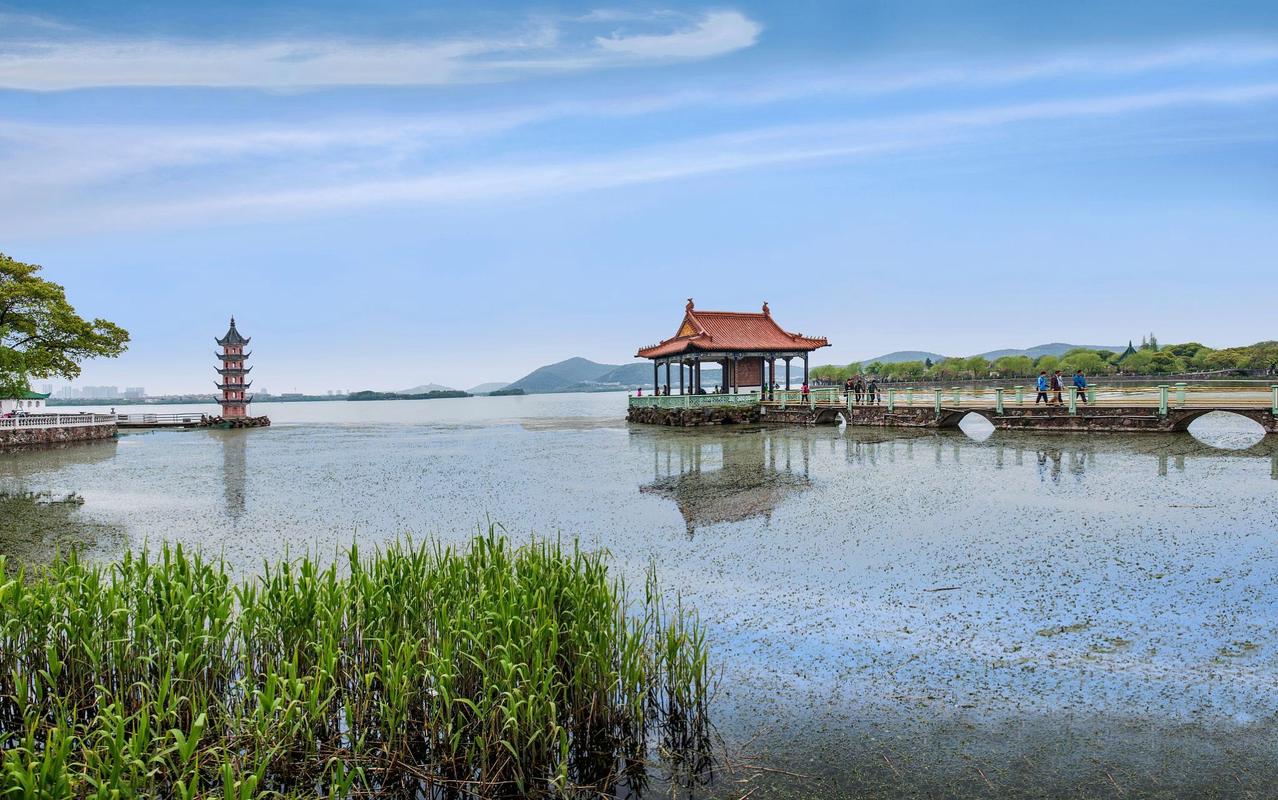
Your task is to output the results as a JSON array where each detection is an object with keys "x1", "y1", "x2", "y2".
[
  {"x1": 838, "y1": 404, "x2": 1278, "y2": 433},
  {"x1": 631, "y1": 384, "x2": 1278, "y2": 433}
]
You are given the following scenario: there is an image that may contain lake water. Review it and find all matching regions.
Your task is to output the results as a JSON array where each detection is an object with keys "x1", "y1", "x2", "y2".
[{"x1": 4, "y1": 393, "x2": 1278, "y2": 798}]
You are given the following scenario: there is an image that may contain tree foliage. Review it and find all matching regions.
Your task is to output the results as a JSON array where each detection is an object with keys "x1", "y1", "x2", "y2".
[
  {"x1": 812, "y1": 338, "x2": 1277, "y2": 383},
  {"x1": 0, "y1": 253, "x2": 129, "y2": 397}
]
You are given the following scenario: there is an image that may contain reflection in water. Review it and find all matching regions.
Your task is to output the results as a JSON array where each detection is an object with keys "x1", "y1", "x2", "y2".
[
  {"x1": 0, "y1": 439, "x2": 126, "y2": 567},
  {"x1": 216, "y1": 431, "x2": 248, "y2": 519},
  {"x1": 841, "y1": 426, "x2": 1278, "y2": 480},
  {"x1": 0, "y1": 437, "x2": 118, "y2": 481},
  {"x1": 640, "y1": 430, "x2": 815, "y2": 536}
]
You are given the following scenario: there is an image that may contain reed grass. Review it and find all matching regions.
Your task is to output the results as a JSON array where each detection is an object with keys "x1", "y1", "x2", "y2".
[{"x1": 0, "y1": 529, "x2": 712, "y2": 798}]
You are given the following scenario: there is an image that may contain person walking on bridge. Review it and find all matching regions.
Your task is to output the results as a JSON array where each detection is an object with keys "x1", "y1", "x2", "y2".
[
  {"x1": 1036, "y1": 371, "x2": 1050, "y2": 405},
  {"x1": 868, "y1": 377, "x2": 880, "y2": 404},
  {"x1": 1050, "y1": 370, "x2": 1065, "y2": 405},
  {"x1": 1073, "y1": 370, "x2": 1088, "y2": 404}
]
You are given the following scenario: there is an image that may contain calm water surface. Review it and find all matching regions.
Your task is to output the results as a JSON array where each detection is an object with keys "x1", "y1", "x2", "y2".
[{"x1": 4, "y1": 393, "x2": 1278, "y2": 798}]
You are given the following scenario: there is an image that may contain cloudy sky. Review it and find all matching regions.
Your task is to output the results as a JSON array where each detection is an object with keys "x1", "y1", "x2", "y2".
[{"x1": 3, "y1": 1, "x2": 1276, "y2": 393}]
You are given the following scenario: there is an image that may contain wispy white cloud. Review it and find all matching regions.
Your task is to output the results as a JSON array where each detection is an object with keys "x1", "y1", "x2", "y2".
[
  {"x1": 0, "y1": 9, "x2": 762, "y2": 90},
  {"x1": 594, "y1": 10, "x2": 760, "y2": 59},
  {"x1": 7, "y1": 80, "x2": 1274, "y2": 235},
  {"x1": 0, "y1": 11, "x2": 73, "y2": 31}
]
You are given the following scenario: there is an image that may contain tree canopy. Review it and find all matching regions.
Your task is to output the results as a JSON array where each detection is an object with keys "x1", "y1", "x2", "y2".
[
  {"x1": 811, "y1": 338, "x2": 1276, "y2": 382},
  {"x1": 0, "y1": 253, "x2": 129, "y2": 397}
]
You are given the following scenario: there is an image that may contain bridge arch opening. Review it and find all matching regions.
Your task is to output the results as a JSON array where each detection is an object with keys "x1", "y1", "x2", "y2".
[
  {"x1": 1185, "y1": 411, "x2": 1266, "y2": 450},
  {"x1": 957, "y1": 412, "x2": 995, "y2": 442}
]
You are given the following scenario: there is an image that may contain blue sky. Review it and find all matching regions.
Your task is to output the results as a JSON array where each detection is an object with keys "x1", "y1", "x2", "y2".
[{"x1": 2, "y1": 1, "x2": 1276, "y2": 393}]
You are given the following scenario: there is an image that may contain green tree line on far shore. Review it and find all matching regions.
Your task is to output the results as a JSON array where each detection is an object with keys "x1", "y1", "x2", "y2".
[{"x1": 811, "y1": 338, "x2": 1278, "y2": 384}]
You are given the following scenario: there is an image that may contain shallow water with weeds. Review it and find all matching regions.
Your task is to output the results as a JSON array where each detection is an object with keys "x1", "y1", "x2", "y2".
[{"x1": 3, "y1": 394, "x2": 1277, "y2": 797}]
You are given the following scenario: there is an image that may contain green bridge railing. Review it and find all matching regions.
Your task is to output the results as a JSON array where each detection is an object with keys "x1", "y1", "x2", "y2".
[{"x1": 629, "y1": 384, "x2": 1278, "y2": 418}]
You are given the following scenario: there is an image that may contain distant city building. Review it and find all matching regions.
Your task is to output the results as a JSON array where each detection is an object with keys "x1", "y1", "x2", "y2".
[
  {"x1": 123, "y1": 387, "x2": 145, "y2": 399},
  {"x1": 215, "y1": 317, "x2": 253, "y2": 418},
  {"x1": 37, "y1": 383, "x2": 54, "y2": 394},
  {"x1": 81, "y1": 386, "x2": 121, "y2": 399}
]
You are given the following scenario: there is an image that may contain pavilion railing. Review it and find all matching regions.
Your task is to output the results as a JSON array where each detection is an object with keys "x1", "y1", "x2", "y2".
[
  {"x1": 0, "y1": 413, "x2": 117, "y2": 430},
  {"x1": 628, "y1": 393, "x2": 761, "y2": 410}
]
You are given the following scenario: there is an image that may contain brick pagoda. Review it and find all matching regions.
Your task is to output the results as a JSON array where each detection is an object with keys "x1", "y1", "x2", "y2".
[{"x1": 215, "y1": 317, "x2": 253, "y2": 418}]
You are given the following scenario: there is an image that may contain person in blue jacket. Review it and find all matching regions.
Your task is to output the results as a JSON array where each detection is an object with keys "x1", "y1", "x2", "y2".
[
  {"x1": 1035, "y1": 371, "x2": 1050, "y2": 405},
  {"x1": 1073, "y1": 370, "x2": 1088, "y2": 404}
]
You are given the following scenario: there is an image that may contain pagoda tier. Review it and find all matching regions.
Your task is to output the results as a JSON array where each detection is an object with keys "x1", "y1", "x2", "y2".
[
  {"x1": 218, "y1": 397, "x2": 252, "y2": 406},
  {"x1": 215, "y1": 350, "x2": 251, "y2": 361},
  {"x1": 215, "y1": 382, "x2": 253, "y2": 391},
  {"x1": 216, "y1": 366, "x2": 253, "y2": 376},
  {"x1": 216, "y1": 319, "x2": 250, "y2": 347}
]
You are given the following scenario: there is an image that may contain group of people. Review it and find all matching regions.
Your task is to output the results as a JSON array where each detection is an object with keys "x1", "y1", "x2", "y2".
[
  {"x1": 842, "y1": 376, "x2": 881, "y2": 404},
  {"x1": 1035, "y1": 370, "x2": 1088, "y2": 405}
]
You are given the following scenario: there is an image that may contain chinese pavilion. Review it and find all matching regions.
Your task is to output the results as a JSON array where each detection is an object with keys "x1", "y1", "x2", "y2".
[
  {"x1": 636, "y1": 300, "x2": 829, "y2": 396},
  {"x1": 215, "y1": 317, "x2": 252, "y2": 418}
]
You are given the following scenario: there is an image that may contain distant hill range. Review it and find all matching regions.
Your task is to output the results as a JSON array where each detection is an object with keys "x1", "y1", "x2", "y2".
[
  {"x1": 504, "y1": 357, "x2": 721, "y2": 394},
  {"x1": 858, "y1": 342, "x2": 1125, "y2": 365},
  {"x1": 498, "y1": 344, "x2": 1128, "y2": 395},
  {"x1": 466, "y1": 382, "x2": 511, "y2": 395},
  {"x1": 398, "y1": 382, "x2": 457, "y2": 394}
]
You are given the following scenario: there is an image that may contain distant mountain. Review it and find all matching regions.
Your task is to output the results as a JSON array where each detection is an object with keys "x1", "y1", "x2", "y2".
[
  {"x1": 598, "y1": 362, "x2": 722, "y2": 390},
  {"x1": 858, "y1": 343, "x2": 1125, "y2": 366},
  {"x1": 466, "y1": 382, "x2": 510, "y2": 395},
  {"x1": 505, "y1": 357, "x2": 725, "y2": 394},
  {"x1": 398, "y1": 382, "x2": 456, "y2": 394},
  {"x1": 858, "y1": 350, "x2": 946, "y2": 365},
  {"x1": 975, "y1": 343, "x2": 1126, "y2": 360},
  {"x1": 504, "y1": 358, "x2": 622, "y2": 394}
]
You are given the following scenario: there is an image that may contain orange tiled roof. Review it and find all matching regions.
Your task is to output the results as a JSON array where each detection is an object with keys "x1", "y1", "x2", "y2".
[{"x1": 636, "y1": 300, "x2": 829, "y2": 359}]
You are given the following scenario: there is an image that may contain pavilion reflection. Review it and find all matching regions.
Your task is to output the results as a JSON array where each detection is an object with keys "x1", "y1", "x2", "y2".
[{"x1": 640, "y1": 429, "x2": 815, "y2": 536}]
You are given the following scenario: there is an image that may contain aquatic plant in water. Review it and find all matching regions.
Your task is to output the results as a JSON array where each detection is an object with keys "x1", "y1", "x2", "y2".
[{"x1": 0, "y1": 529, "x2": 712, "y2": 798}]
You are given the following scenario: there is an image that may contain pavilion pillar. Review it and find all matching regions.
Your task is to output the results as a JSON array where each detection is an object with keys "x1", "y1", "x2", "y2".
[
  {"x1": 652, "y1": 361, "x2": 658, "y2": 395},
  {"x1": 731, "y1": 356, "x2": 739, "y2": 393},
  {"x1": 803, "y1": 353, "x2": 809, "y2": 386},
  {"x1": 665, "y1": 362, "x2": 671, "y2": 395},
  {"x1": 785, "y1": 357, "x2": 791, "y2": 390},
  {"x1": 679, "y1": 361, "x2": 685, "y2": 395},
  {"x1": 693, "y1": 359, "x2": 701, "y2": 394},
  {"x1": 759, "y1": 356, "x2": 766, "y2": 396}
]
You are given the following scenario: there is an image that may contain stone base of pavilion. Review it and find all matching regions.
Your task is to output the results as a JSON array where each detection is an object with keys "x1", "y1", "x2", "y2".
[{"x1": 627, "y1": 402, "x2": 762, "y2": 427}]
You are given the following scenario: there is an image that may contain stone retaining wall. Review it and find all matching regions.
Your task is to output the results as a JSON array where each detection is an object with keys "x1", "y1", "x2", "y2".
[
  {"x1": 0, "y1": 423, "x2": 117, "y2": 448},
  {"x1": 627, "y1": 405, "x2": 760, "y2": 427}
]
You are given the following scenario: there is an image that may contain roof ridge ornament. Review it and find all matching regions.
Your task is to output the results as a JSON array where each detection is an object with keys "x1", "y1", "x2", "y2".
[
  {"x1": 762, "y1": 301, "x2": 769, "y2": 316},
  {"x1": 686, "y1": 297, "x2": 694, "y2": 312}
]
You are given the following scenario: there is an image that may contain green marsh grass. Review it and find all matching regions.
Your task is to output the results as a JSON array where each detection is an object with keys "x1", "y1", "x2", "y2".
[{"x1": 0, "y1": 529, "x2": 712, "y2": 798}]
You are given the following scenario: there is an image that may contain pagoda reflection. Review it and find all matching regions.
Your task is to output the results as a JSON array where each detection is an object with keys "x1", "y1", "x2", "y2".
[
  {"x1": 640, "y1": 430, "x2": 813, "y2": 536},
  {"x1": 215, "y1": 430, "x2": 247, "y2": 519}
]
